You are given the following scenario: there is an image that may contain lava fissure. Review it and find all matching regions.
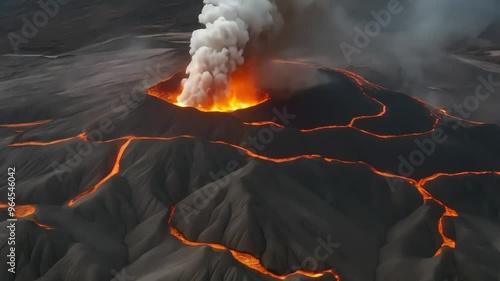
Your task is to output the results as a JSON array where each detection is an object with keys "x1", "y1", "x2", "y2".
[
  {"x1": 168, "y1": 205, "x2": 340, "y2": 281},
  {"x1": 412, "y1": 97, "x2": 487, "y2": 126},
  {"x1": 5, "y1": 65, "x2": 499, "y2": 280},
  {"x1": 5, "y1": 132, "x2": 500, "y2": 276},
  {"x1": 9, "y1": 133, "x2": 87, "y2": 147},
  {"x1": 147, "y1": 59, "x2": 442, "y2": 138},
  {"x1": 247, "y1": 62, "x2": 439, "y2": 138},
  {"x1": 67, "y1": 138, "x2": 133, "y2": 206},
  {"x1": 0, "y1": 204, "x2": 36, "y2": 218},
  {"x1": 0, "y1": 205, "x2": 55, "y2": 230},
  {"x1": 0, "y1": 119, "x2": 52, "y2": 128},
  {"x1": 416, "y1": 170, "x2": 500, "y2": 255},
  {"x1": 34, "y1": 219, "x2": 55, "y2": 230}
]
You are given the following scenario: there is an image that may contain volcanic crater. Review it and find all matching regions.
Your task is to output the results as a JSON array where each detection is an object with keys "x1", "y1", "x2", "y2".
[{"x1": 1, "y1": 61, "x2": 500, "y2": 281}]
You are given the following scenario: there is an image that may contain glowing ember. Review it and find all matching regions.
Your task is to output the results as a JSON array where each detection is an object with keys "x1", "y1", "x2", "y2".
[
  {"x1": 34, "y1": 220, "x2": 55, "y2": 230},
  {"x1": 16, "y1": 205, "x2": 36, "y2": 218},
  {"x1": 148, "y1": 67, "x2": 269, "y2": 112},
  {"x1": 0, "y1": 204, "x2": 36, "y2": 218},
  {"x1": 0, "y1": 119, "x2": 51, "y2": 128}
]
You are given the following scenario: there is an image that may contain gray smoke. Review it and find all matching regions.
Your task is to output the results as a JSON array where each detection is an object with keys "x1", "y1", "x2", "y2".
[
  {"x1": 178, "y1": 0, "x2": 500, "y2": 118},
  {"x1": 178, "y1": 0, "x2": 283, "y2": 108}
]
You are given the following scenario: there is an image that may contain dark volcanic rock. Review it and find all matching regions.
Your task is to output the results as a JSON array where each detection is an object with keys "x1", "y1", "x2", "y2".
[{"x1": 0, "y1": 2, "x2": 500, "y2": 281}]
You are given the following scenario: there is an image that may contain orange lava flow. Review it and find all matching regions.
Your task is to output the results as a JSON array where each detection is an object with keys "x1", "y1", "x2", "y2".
[
  {"x1": 0, "y1": 204, "x2": 36, "y2": 218},
  {"x1": 34, "y1": 219, "x2": 55, "y2": 230},
  {"x1": 412, "y1": 98, "x2": 486, "y2": 126},
  {"x1": 149, "y1": 65, "x2": 270, "y2": 113},
  {"x1": 213, "y1": 140, "x2": 323, "y2": 163},
  {"x1": 324, "y1": 157, "x2": 500, "y2": 256},
  {"x1": 0, "y1": 119, "x2": 52, "y2": 128},
  {"x1": 16, "y1": 205, "x2": 36, "y2": 218},
  {"x1": 65, "y1": 136, "x2": 199, "y2": 206},
  {"x1": 0, "y1": 204, "x2": 54, "y2": 230},
  {"x1": 417, "y1": 180, "x2": 457, "y2": 256},
  {"x1": 9, "y1": 133, "x2": 87, "y2": 147},
  {"x1": 67, "y1": 138, "x2": 133, "y2": 206},
  {"x1": 6, "y1": 62, "x2": 500, "y2": 272},
  {"x1": 298, "y1": 68, "x2": 389, "y2": 134},
  {"x1": 243, "y1": 121, "x2": 285, "y2": 128},
  {"x1": 416, "y1": 171, "x2": 500, "y2": 255},
  {"x1": 168, "y1": 206, "x2": 340, "y2": 281},
  {"x1": 244, "y1": 60, "x2": 439, "y2": 139},
  {"x1": 7, "y1": 130, "x2": 500, "y2": 266}
]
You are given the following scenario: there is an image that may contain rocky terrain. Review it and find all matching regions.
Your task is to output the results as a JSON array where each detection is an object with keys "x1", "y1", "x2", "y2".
[{"x1": 0, "y1": 1, "x2": 499, "y2": 281}]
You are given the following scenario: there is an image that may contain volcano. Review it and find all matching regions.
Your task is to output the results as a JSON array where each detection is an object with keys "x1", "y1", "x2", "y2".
[
  {"x1": 147, "y1": 65, "x2": 270, "y2": 112},
  {"x1": 1, "y1": 60, "x2": 500, "y2": 281}
]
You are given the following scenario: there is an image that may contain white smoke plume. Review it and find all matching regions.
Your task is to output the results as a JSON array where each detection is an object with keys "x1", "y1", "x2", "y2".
[{"x1": 177, "y1": 0, "x2": 283, "y2": 108}]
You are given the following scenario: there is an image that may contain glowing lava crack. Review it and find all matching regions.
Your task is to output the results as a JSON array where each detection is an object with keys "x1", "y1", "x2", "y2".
[
  {"x1": 148, "y1": 60, "x2": 441, "y2": 138},
  {"x1": 5, "y1": 133, "x2": 500, "y2": 266},
  {"x1": 3, "y1": 66, "x2": 500, "y2": 281},
  {"x1": 169, "y1": 205, "x2": 340, "y2": 280},
  {"x1": 148, "y1": 66, "x2": 270, "y2": 112}
]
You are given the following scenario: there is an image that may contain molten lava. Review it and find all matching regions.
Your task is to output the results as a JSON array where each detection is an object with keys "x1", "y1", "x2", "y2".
[
  {"x1": 67, "y1": 138, "x2": 133, "y2": 206},
  {"x1": 6, "y1": 62, "x2": 500, "y2": 280},
  {"x1": 148, "y1": 66, "x2": 269, "y2": 112},
  {"x1": 0, "y1": 119, "x2": 51, "y2": 128},
  {"x1": 168, "y1": 206, "x2": 340, "y2": 280},
  {"x1": 0, "y1": 204, "x2": 36, "y2": 218},
  {"x1": 34, "y1": 220, "x2": 55, "y2": 230}
]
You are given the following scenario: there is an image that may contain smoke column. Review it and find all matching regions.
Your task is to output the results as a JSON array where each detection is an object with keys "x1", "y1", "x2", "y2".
[{"x1": 177, "y1": 0, "x2": 282, "y2": 108}]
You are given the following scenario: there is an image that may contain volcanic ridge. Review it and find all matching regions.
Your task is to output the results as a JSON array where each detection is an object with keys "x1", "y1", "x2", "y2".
[{"x1": 1, "y1": 61, "x2": 500, "y2": 281}]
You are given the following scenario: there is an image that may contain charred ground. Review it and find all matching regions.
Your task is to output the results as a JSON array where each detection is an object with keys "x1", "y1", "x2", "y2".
[{"x1": 0, "y1": 61, "x2": 499, "y2": 281}]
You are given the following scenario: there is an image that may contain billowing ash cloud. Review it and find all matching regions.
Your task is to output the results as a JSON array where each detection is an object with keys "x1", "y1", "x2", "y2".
[
  {"x1": 177, "y1": 0, "x2": 283, "y2": 108},
  {"x1": 177, "y1": 0, "x2": 500, "y2": 118}
]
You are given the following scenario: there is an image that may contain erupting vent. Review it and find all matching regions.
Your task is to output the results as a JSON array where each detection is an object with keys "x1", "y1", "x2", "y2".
[{"x1": 148, "y1": 67, "x2": 269, "y2": 112}]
